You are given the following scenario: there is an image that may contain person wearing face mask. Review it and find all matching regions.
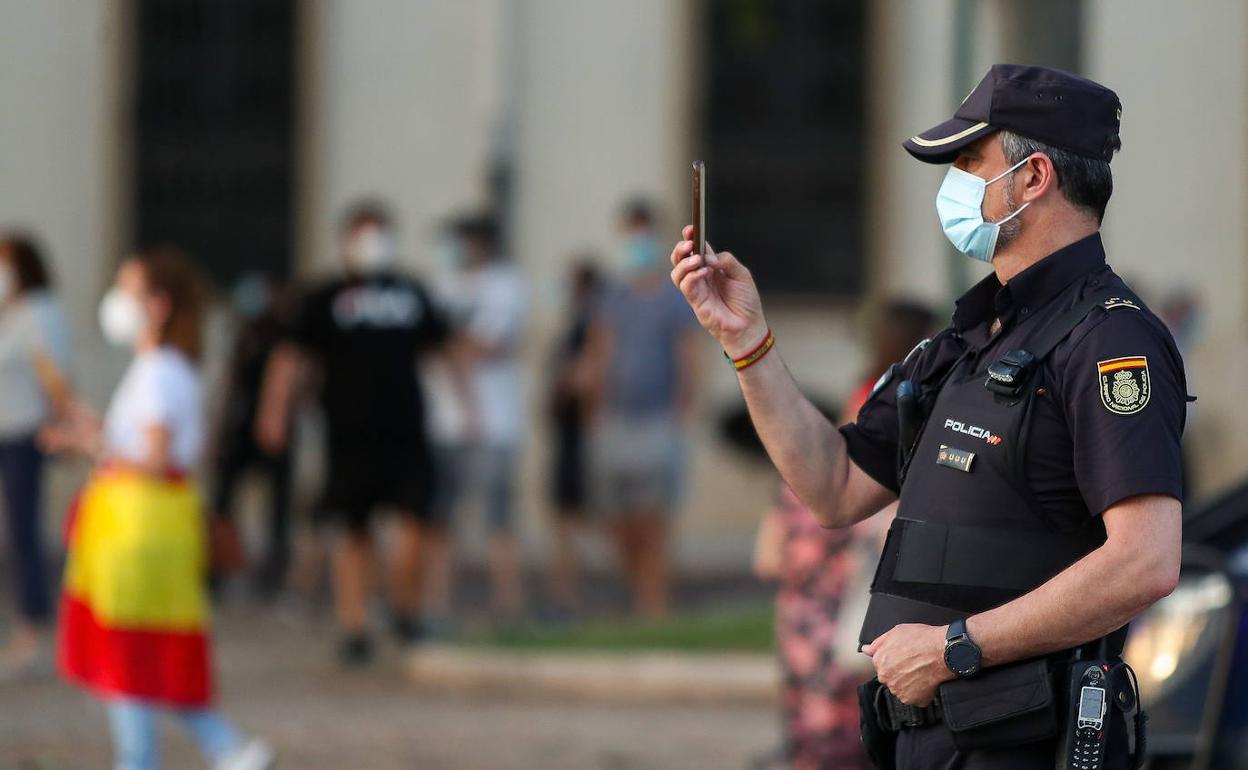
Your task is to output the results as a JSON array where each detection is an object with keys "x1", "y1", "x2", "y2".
[
  {"x1": 256, "y1": 201, "x2": 449, "y2": 666},
  {"x1": 0, "y1": 233, "x2": 72, "y2": 680},
  {"x1": 48, "y1": 246, "x2": 275, "y2": 770},
  {"x1": 581, "y1": 199, "x2": 702, "y2": 619},
  {"x1": 419, "y1": 212, "x2": 530, "y2": 625},
  {"x1": 670, "y1": 65, "x2": 1188, "y2": 770}
]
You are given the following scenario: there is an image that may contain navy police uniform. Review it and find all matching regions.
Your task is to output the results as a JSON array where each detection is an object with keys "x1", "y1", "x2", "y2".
[{"x1": 843, "y1": 66, "x2": 1189, "y2": 769}]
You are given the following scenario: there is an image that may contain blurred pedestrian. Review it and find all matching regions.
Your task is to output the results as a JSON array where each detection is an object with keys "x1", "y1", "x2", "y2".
[
  {"x1": 51, "y1": 246, "x2": 274, "y2": 770},
  {"x1": 542, "y1": 258, "x2": 602, "y2": 618},
  {"x1": 0, "y1": 233, "x2": 72, "y2": 679},
  {"x1": 256, "y1": 202, "x2": 448, "y2": 665},
  {"x1": 426, "y1": 213, "x2": 529, "y2": 622},
  {"x1": 752, "y1": 299, "x2": 933, "y2": 770},
  {"x1": 209, "y1": 271, "x2": 295, "y2": 597},
  {"x1": 848, "y1": 300, "x2": 938, "y2": 419},
  {"x1": 583, "y1": 200, "x2": 701, "y2": 619},
  {"x1": 754, "y1": 485, "x2": 870, "y2": 770}
]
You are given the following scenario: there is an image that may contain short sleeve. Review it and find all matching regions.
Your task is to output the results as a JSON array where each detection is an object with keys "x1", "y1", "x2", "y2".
[
  {"x1": 839, "y1": 367, "x2": 903, "y2": 494},
  {"x1": 19, "y1": 298, "x2": 73, "y2": 372},
  {"x1": 130, "y1": 358, "x2": 178, "y2": 429},
  {"x1": 838, "y1": 329, "x2": 960, "y2": 495},
  {"x1": 290, "y1": 285, "x2": 332, "y2": 353},
  {"x1": 1057, "y1": 311, "x2": 1187, "y2": 515}
]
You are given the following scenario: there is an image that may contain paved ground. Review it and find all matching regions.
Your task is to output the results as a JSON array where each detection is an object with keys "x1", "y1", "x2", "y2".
[{"x1": 0, "y1": 604, "x2": 779, "y2": 770}]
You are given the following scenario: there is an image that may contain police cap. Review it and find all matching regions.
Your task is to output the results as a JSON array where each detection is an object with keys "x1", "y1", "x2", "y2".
[{"x1": 903, "y1": 64, "x2": 1122, "y2": 164}]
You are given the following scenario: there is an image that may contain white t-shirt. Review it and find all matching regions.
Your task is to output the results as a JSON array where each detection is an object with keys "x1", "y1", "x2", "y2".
[
  {"x1": 427, "y1": 261, "x2": 528, "y2": 447},
  {"x1": 103, "y1": 347, "x2": 204, "y2": 470},
  {"x1": 0, "y1": 290, "x2": 73, "y2": 437},
  {"x1": 468, "y1": 262, "x2": 528, "y2": 447}
]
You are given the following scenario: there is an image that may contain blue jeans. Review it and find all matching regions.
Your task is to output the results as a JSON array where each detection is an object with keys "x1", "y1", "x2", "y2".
[
  {"x1": 106, "y1": 697, "x2": 244, "y2": 770},
  {"x1": 0, "y1": 434, "x2": 49, "y2": 622}
]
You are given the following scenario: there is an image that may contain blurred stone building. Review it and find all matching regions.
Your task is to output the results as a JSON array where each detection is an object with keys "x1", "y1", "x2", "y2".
[{"x1": 0, "y1": 0, "x2": 1243, "y2": 569}]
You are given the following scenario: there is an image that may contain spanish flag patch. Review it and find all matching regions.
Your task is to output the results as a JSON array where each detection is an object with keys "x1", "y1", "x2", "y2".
[{"x1": 1097, "y1": 356, "x2": 1150, "y2": 415}]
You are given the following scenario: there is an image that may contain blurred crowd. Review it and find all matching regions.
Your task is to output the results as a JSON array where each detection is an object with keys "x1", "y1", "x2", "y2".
[
  {"x1": 0, "y1": 194, "x2": 711, "y2": 757},
  {"x1": 0, "y1": 197, "x2": 1208, "y2": 769}
]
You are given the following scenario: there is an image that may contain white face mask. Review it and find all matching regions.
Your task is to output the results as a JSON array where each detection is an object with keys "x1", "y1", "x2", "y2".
[
  {"x1": 348, "y1": 227, "x2": 397, "y2": 272},
  {"x1": 0, "y1": 264, "x2": 15, "y2": 304},
  {"x1": 99, "y1": 287, "x2": 145, "y2": 347}
]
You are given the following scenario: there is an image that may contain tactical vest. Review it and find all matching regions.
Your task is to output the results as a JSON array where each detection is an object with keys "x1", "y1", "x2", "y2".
[{"x1": 858, "y1": 287, "x2": 1140, "y2": 649}]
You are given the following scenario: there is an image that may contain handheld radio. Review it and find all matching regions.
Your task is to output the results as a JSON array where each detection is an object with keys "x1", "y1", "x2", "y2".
[{"x1": 1059, "y1": 639, "x2": 1112, "y2": 770}]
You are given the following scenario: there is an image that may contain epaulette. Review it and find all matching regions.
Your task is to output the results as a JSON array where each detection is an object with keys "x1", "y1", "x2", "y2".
[{"x1": 1102, "y1": 296, "x2": 1141, "y2": 312}]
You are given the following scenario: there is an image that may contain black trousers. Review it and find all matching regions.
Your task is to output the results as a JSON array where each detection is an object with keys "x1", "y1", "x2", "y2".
[
  {"x1": 212, "y1": 438, "x2": 293, "y2": 582},
  {"x1": 895, "y1": 712, "x2": 1132, "y2": 770}
]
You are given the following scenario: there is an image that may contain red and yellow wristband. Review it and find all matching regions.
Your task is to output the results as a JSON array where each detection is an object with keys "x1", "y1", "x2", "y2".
[{"x1": 725, "y1": 328, "x2": 776, "y2": 371}]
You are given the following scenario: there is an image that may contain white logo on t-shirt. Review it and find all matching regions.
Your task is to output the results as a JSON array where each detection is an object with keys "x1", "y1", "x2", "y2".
[{"x1": 332, "y1": 286, "x2": 422, "y2": 329}]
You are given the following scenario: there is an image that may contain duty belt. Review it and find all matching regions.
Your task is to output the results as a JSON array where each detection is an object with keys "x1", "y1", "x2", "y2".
[{"x1": 876, "y1": 686, "x2": 944, "y2": 731}]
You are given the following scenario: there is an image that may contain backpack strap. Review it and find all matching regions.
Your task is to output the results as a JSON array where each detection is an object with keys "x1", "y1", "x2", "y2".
[{"x1": 985, "y1": 286, "x2": 1139, "y2": 399}]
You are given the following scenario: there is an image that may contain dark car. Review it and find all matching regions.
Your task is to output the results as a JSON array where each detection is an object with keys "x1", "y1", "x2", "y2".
[{"x1": 1124, "y1": 481, "x2": 1248, "y2": 770}]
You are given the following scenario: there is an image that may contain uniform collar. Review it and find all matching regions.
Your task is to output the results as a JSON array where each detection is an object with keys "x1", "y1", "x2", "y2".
[{"x1": 953, "y1": 232, "x2": 1107, "y2": 332}]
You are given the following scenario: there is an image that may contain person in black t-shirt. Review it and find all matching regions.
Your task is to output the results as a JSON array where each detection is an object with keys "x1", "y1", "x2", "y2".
[{"x1": 257, "y1": 201, "x2": 448, "y2": 666}]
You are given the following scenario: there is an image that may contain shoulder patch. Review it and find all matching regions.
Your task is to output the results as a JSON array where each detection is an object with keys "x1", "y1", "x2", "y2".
[
  {"x1": 1102, "y1": 296, "x2": 1141, "y2": 311},
  {"x1": 1097, "y1": 356, "x2": 1150, "y2": 414}
]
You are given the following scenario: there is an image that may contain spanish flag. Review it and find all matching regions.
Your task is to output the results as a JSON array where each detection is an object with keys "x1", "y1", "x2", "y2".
[
  {"x1": 1097, "y1": 356, "x2": 1147, "y2": 374},
  {"x1": 57, "y1": 468, "x2": 213, "y2": 707}
]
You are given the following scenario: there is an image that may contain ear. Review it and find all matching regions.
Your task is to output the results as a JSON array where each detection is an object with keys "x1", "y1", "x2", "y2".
[{"x1": 1018, "y1": 153, "x2": 1057, "y2": 203}]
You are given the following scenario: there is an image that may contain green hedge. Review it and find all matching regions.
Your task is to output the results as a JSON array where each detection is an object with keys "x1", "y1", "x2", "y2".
[{"x1": 483, "y1": 604, "x2": 775, "y2": 653}]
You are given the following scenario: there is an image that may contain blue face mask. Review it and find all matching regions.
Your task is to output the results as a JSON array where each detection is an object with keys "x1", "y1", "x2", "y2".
[
  {"x1": 623, "y1": 233, "x2": 662, "y2": 274},
  {"x1": 936, "y1": 158, "x2": 1030, "y2": 263}
]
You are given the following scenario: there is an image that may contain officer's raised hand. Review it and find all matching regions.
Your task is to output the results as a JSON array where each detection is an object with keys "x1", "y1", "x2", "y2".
[
  {"x1": 862, "y1": 623, "x2": 952, "y2": 707},
  {"x1": 669, "y1": 225, "x2": 768, "y2": 358}
]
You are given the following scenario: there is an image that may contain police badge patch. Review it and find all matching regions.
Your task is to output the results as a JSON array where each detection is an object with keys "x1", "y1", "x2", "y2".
[{"x1": 1097, "y1": 356, "x2": 1150, "y2": 414}]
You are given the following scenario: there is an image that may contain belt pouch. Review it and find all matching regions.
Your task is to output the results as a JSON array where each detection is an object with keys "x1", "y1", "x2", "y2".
[
  {"x1": 938, "y1": 658, "x2": 1058, "y2": 751},
  {"x1": 857, "y1": 678, "x2": 897, "y2": 770}
]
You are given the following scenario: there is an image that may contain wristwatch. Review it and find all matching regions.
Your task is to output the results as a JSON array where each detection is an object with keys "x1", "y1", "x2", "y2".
[{"x1": 943, "y1": 619, "x2": 982, "y2": 678}]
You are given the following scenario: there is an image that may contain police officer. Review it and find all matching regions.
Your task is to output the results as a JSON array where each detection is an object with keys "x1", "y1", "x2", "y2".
[{"x1": 670, "y1": 64, "x2": 1187, "y2": 769}]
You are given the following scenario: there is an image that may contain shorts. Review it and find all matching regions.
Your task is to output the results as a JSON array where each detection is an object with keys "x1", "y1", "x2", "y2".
[
  {"x1": 590, "y1": 414, "x2": 685, "y2": 518},
  {"x1": 319, "y1": 440, "x2": 434, "y2": 534},
  {"x1": 430, "y1": 443, "x2": 519, "y2": 534}
]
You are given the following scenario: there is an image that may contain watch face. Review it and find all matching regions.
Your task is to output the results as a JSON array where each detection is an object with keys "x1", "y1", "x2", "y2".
[{"x1": 945, "y1": 642, "x2": 980, "y2": 675}]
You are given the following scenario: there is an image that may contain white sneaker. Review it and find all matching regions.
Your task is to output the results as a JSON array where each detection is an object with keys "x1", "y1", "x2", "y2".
[{"x1": 216, "y1": 738, "x2": 277, "y2": 770}]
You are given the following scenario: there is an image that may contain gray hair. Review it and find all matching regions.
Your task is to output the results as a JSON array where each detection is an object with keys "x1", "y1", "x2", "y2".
[{"x1": 999, "y1": 130, "x2": 1119, "y2": 223}]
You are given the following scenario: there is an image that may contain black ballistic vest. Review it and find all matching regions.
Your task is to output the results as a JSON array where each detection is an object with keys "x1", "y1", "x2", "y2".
[{"x1": 858, "y1": 287, "x2": 1133, "y2": 650}]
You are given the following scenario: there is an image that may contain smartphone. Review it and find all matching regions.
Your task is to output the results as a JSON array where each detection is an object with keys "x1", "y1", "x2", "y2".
[{"x1": 691, "y1": 160, "x2": 709, "y2": 262}]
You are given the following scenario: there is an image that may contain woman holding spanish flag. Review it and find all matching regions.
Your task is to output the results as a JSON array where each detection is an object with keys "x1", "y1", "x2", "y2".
[{"x1": 45, "y1": 247, "x2": 275, "y2": 770}]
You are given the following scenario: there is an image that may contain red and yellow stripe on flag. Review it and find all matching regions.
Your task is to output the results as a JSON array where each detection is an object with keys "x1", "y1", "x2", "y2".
[
  {"x1": 1097, "y1": 356, "x2": 1147, "y2": 374},
  {"x1": 57, "y1": 468, "x2": 213, "y2": 707}
]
